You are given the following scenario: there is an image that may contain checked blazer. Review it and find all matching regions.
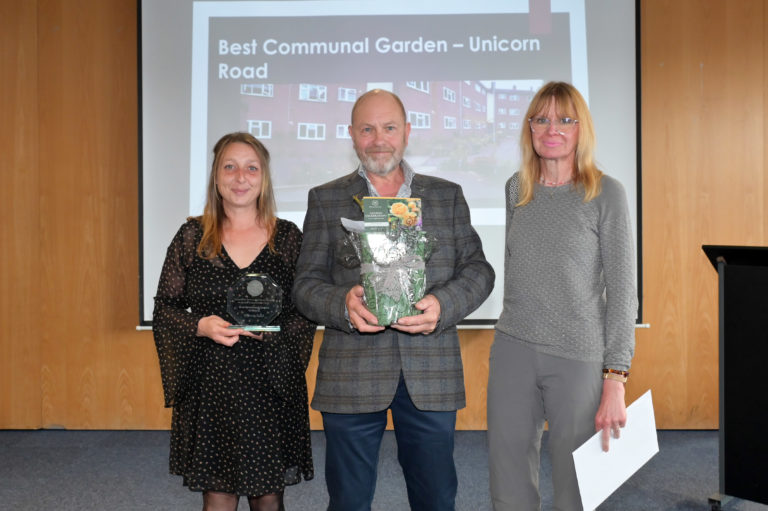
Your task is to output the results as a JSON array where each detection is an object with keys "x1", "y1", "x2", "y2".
[{"x1": 293, "y1": 167, "x2": 495, "y2": 413}]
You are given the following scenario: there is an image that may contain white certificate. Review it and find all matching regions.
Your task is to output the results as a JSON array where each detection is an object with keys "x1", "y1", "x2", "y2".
[{"x1": 572, "y1": 390, "x2": 659, "y2": 510}]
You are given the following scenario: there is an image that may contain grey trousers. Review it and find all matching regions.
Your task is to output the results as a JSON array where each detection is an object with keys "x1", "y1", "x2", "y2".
[{"x1": 487, "y1": 332, "x2": 603, "y2": 511}]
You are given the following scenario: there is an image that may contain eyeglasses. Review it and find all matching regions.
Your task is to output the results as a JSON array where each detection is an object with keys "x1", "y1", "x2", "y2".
[{"x1": 528, "y1": 116, "x2": 579, "y2": 133}]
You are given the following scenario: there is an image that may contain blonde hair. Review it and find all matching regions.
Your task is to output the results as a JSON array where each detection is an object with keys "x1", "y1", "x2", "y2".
[
  {"x1": 194, "y1": 132, "x2": 277, "y2": 259},
  {"x1": 517, "y1": 81, "x2": 603, "y2": 206}
]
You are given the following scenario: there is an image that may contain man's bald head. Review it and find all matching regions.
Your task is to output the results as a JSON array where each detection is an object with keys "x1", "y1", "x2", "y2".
[{"x1": 350, "y1": 89, "x2": 407, "y2": 126}]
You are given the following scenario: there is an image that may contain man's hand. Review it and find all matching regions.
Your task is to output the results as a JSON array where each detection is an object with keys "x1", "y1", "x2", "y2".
[
  {"x1": 345, "y1": 285, "x2": 384, "y2": 333},
  {"x1": 391, "y1": 294, "x2": 441, "y2": 335}
]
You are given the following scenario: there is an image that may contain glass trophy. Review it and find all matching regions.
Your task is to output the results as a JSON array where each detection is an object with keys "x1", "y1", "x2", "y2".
[{"x1": 226, "y1": 273, "x2": 282, "y2": 331}]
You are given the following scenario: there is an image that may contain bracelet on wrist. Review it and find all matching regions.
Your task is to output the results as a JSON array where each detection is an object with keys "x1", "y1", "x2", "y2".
[{"x1": 602, "y1": 368, "x2": 629, "y2": 383}]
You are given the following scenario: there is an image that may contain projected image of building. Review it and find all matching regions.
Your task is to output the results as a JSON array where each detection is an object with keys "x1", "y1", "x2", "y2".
[{"x1": 237, "y1": 79, "x2": 536, "y2": 209}]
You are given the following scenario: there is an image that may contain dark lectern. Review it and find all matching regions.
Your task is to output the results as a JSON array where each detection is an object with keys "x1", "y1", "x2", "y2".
[{"x1": 702, "y1": 245, "x2": 768, "y2": 510}]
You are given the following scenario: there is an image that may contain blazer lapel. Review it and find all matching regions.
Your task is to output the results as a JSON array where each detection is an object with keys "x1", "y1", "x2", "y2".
[
  {"x1": 341, "y1": 171, "x2": 368, "y2": 221},
  {"x1": 411, "y1": 175, "x2": 428, "y2": 199}
]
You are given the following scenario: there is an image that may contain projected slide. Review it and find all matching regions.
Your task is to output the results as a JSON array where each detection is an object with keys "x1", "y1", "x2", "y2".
[
  {"x1": 189, "y1": 1, "x2": 586, "y2": 215},
  {"x1": 140, "y1": 0, "x2": 637, "y2": 325}
]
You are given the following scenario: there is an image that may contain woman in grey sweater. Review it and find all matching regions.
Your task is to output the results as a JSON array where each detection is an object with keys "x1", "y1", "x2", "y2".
[{"x1": 488, "y1": 82, "x2": 638, "y2": 511}]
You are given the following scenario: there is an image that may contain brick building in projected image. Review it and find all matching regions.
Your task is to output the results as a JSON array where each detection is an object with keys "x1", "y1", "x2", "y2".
[{"x1": 238, "y1": 80, "x2": 536, "y2": 208}]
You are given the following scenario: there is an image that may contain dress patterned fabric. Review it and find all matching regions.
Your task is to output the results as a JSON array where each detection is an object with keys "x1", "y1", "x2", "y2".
[{"x1": 153, "y1": 218, "x2": 316, "y2": 496}]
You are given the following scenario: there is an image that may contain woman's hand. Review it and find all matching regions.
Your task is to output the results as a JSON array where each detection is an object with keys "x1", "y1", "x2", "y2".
[
  {"x1": 197, "y1": 315, "x2": 261, "y2": 346},
  {"x1": 594, "y1": 379, "x2": 627, "y2": 452}
]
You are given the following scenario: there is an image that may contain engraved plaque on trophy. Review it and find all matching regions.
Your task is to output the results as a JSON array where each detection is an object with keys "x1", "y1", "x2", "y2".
[{"x1": 226, "y1": 273, "x2": 282, "y2": 331}]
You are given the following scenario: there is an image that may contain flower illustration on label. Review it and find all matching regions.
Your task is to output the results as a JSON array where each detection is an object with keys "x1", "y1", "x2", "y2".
[{"x1": 390, "y1": 201, "x2": 409, "y2": 218}]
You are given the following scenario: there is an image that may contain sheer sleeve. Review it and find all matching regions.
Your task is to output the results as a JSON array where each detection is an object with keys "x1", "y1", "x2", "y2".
[
  {"x1": 262, "y1": 221, "x2": 318, "y2": 404},
  {"x1": 152, "y1": 220, "x2": 204, "y2": 407}
]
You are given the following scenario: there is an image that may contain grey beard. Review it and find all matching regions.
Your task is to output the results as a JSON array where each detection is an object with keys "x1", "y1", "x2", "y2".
[{"x1": 361, "y1": 154, "x2": 399, "y2": 177}]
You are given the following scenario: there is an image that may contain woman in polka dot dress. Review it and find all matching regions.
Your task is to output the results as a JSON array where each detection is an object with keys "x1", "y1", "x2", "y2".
[{"x1": 153, "y1": 132, "x2": 316, "y2": 511}]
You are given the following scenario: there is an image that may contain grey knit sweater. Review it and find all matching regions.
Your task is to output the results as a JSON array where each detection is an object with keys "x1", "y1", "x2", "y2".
[{"x1": 495, "y1": 172, "x2": 637, "y2": 370}]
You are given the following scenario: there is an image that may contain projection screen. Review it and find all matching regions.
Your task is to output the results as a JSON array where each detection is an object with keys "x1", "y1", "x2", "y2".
[{"x1": 139, "y1": 0, "x2": 639, "y2": 326}]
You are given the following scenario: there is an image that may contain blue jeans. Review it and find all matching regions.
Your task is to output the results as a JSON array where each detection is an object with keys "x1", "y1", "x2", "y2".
[{"x1": 322, "y1": 374, "x2": 458, "y2": 511}]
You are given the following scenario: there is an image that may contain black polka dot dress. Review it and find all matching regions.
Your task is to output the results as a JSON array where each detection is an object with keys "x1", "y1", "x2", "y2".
[{"x1": 153, "y1": 218, "x2": 316, "y2": 496}]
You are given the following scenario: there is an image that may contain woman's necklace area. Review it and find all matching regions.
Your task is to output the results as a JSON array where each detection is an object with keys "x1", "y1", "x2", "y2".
[{"x1": 538, "y1": 176, "x2": 572, "y2": 187}]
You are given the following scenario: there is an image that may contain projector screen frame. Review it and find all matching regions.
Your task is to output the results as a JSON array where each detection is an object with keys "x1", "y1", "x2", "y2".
[{"x1": 137, "y1": 0, "x2": 643, "y2": 327}]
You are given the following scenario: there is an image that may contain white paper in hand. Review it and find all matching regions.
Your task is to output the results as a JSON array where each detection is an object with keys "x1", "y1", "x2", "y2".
[{"x1": 572, "y1": 390, "x2": 659, "y2": 510}]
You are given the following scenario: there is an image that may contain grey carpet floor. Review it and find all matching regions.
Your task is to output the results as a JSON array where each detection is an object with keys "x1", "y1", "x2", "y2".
[{"x1": 0, "y1": 430, "x2": 765, "y2": 510}]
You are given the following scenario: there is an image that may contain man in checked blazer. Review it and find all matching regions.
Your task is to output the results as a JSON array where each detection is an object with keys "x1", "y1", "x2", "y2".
[{"x1": 293, "y1": 89, "x2": 494, "y2": 511}]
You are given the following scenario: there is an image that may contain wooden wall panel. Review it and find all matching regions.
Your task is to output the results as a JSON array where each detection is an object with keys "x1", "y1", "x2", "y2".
[
  {"x1": 638, "y1": 0, "x2": 766, "y2": 428},
  {"x1": 456, "y1": 330, "x2": 493, "y2": 429},
  {"x1": 765, "y1": 2, "x2": 768, "y2": 244},
  {"x1": 2, "y1": 0, "x2": 767, "y2": 431},
  {"x1": 36, "y1": 0, "x2": 167, "y2": 429},
  {"x1": 0, "y1": 1, "x2": 41, "y2": 428}
]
